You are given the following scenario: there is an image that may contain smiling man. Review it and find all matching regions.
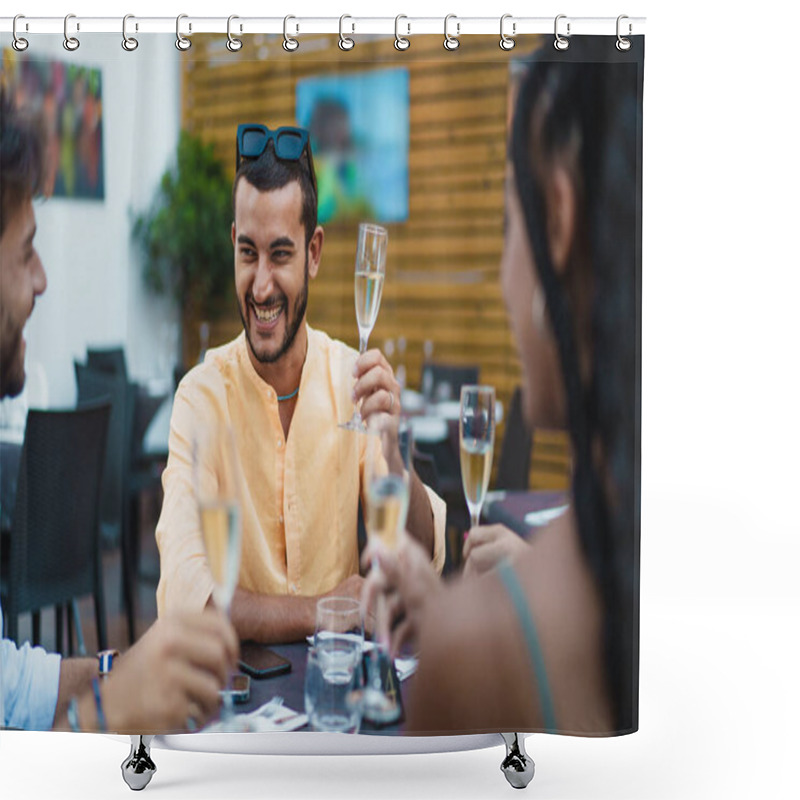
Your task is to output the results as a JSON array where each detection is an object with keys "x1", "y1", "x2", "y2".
[{"x1": 155, "y1": 125, "x2": 445, "y2": 644}]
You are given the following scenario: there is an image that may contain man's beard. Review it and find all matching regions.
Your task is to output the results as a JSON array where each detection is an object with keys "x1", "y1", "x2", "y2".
[
  {"x1": 0, "y1": 320, "x2": 25, "y2": 399},
  {"x1": 239, "y1": 256, "x2": 309, "y2": 365}
]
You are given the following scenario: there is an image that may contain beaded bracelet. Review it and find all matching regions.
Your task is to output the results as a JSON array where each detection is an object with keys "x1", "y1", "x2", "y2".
[
  {"x1": 67, "y1": 697, "x2": 81, "y2": 732},
  {"x1": 91, "y1": 677, "x2": 107, "y2": 732}
]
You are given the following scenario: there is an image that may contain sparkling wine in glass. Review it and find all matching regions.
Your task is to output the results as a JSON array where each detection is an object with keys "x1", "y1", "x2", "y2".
[
  {"x1": 459, "y1": 385, "x2": 496, "y2": 531},
  {"x1": 340, "y1": 223, "x2": 388, "y2": 431},
  {"x1": 362, "y1": 414, "x2": 412, "y2": 723},
  {"x1": 193, "y1": 426, "x2": 244, "y2": 730}
]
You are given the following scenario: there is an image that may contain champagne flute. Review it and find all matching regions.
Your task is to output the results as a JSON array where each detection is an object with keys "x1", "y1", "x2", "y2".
[
  {"x1": 362, "y1": 414, "x2": 412, "y2": 723},
  {"x1": 193, "y1": 425, "x2": 244, "y2": 731},
  {"x1": 340, "y1": 223, "x2": 388, "y2": 431},
  {"x1": 459, "y1": 385, "x2": 496, "y2": 532}
]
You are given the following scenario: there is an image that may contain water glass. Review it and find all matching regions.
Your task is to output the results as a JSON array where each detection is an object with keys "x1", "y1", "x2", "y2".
[{"x1": 304, "y1": 644, "x2": 364, "y2": 734}]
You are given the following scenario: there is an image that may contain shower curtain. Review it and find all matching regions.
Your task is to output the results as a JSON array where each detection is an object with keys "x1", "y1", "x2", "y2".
[{"x1": 1, "y1": 27, "x2": 643, "y2": 744}]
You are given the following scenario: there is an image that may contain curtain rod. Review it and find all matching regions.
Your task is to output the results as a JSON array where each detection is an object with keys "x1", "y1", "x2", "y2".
[{"x1": 1, "y1": 16, "x2": 646, "y2": 37}]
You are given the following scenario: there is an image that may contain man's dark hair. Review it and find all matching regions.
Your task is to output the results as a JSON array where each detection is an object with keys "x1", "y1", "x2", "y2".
[
  {"x1": 0, "y1": 88, "x2": 45, "y2": 237},
  {"x1": 232, "y1": 141, "x2": 318, "y2": 247}
]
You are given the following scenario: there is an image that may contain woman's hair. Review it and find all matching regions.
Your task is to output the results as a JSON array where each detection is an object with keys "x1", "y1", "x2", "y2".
[{"x1": 512, "y1": 54, "x2": 640, "y2": 732}]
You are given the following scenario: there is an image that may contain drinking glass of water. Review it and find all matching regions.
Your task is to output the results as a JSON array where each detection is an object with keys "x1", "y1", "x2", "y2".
[{"x1": 307, "y1": 597, "x2": 364, "y2": 733}]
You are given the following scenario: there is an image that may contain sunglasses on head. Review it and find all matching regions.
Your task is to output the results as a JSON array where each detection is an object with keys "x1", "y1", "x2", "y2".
[{"x1": 236, "y1": 123, "x2": 317, "y2": 196}]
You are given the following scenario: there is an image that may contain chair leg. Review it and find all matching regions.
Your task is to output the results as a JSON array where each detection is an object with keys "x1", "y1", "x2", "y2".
[
  {"x1": 121, "y1": 516, "x2": 137, "y2": 645},
  {"x1": 67, "y1": 605, "x2": 75, "y2": 656},
  {"x1": 56, "y1": 605, "x2": 64, "y2": 655},
  {"x1": 7, "y1": 608, "x2": 18, "y2": 644},
  {"x1": 32, "y1": 610, "x2": 41, "y2": 646},
  {"x1": 72, "y1": 598, "x2": 87, "y2": 657},
  {"x1": 95, "y1": 562, "x2": 108, "y2": 651}
]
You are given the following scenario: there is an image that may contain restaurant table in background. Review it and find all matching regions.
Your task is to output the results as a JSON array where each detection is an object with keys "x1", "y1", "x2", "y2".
[
  {"x1": 219, "y1": 641, "x2": 407, "y2": 735},
  {"x1": 482, "y1": 490, "x2": 569, "y2": 539}
]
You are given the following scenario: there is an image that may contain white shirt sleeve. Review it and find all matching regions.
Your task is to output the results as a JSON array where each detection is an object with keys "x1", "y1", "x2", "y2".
[{"x1": 1, "y1": 604, "x2": 61, "y2": 730}]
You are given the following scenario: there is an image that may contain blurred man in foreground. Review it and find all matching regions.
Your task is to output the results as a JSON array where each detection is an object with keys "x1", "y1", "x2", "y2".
[{"x1": 1, "y1": 90, "x2": 238, "y2": 734}]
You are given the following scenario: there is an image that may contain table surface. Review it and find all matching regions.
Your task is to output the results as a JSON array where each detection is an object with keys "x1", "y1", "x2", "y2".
[
  {"x1": 482, "y1": 490, "x2": 569, "y2": 538},
  {"x1": 235, "y1": 640, "x2": 407, "y2": 736}
]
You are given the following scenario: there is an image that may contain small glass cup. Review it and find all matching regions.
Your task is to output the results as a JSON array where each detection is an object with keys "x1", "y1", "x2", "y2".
[{"x1": 305, "y1": 645, "x2": 363, "y2": 733}]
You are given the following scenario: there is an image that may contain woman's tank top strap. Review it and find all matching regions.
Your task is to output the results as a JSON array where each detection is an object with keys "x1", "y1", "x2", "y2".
[{"x1": 496, "y1": 558, "x2": 558, "y2": 731}]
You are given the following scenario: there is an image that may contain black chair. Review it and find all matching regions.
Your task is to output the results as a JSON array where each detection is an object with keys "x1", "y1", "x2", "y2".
[
  {"x1": 495, "y1": 386, "x2": 533, "y2": 491},
  {"x1": 413, "y1": 449, "x2": 441, "y2": 496},
  {"x1": 75, "y1": 362, "x2": 137, "y2": 644},
  {"x1": 420, "y1": 362, "x2": 480, "y2": 403},
  {"x1": 87, "y1": 346, "x2": 128, "y2": 380},
  {"x1": 0, "y1": 403, "x2": 110, "y2": 654}
]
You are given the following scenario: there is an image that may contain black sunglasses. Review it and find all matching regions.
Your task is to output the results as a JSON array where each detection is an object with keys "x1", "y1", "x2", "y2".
[{"x1": 236, "y1": 123, "x2": 317, "y2": 196}]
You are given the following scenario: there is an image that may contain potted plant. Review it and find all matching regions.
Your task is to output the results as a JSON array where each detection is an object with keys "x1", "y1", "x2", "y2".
[{"x1": 133, "y1": 130, "x2": 233, "y2": 371}]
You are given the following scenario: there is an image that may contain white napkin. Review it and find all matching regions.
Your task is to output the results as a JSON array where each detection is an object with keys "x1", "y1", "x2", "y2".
[
  {"x1": 524, "y1": 504, "x2": 569, "y2": 527},
  {"x1": 201, "y1": 697, "x2": 308, "y2": 733},
  {"x1": 394, "y1": 656, "x2": 418, "y2": 681}
]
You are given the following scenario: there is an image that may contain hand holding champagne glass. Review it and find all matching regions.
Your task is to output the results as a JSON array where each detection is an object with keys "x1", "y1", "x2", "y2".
[
  {"x1": 340, "y1": 223, "x2": 388, "y2": 431},
  {"x1": 460, "y1": 385, "x2": 496, "y2": 532},
  {"x1": 362, "y1": 414, "x2": 412, "y2": 723},
  {"x1": 193, "y1": 425, "x2": 244, "y2": 731}
]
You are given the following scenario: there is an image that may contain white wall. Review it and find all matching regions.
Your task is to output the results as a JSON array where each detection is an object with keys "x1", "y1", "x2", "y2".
[{"x1": 19, "y1": 34, "x2": 182, "y2": 406}]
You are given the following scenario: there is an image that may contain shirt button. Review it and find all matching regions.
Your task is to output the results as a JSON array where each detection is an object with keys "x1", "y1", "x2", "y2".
[
  {"x1": 291, "y1": 583, "x2": 298, "y2": 593},
  {"x1": 277, "y1": 439, "x2": 283, "y2": 448},
  {"x1": 278, "y1": 514, "x2": 284, "y2": 525}
]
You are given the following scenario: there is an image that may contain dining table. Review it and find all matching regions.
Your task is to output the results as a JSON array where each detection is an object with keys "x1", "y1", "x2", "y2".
[
  {"x1": 212, "y1": 639, "x2": 409, "y2": 736},
  {"x1": 482, "y1": 490, "x2": 570, "y2": 538}
]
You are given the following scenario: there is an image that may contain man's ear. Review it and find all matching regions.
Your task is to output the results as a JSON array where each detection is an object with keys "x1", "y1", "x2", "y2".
[
  {"x1": 230, "y1": 221, "x2": 236, "y2": 248},
  {"x1": 546, "y1": 165, "x2": 576, "y2": 275},
  {"x1": 307, "y1": 225, "x2": 324, "y2": 279}
]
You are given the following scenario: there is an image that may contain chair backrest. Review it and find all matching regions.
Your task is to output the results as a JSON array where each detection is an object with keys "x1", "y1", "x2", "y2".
[
  {"x1": 75, "y1": 362, "x2": 134, "y2": 544},
  {"x1": 495, "y1": 386, "x2": 533, "y2": 491},
  {"x1": 421, "y1": 362, "x2": 480, "y2": 403},
  {"x1": 5, "y1": 403, "x2": 110, "y2": 615},
  {"x1": 413, "y1": 450, "x2": 441, "y2": 495},
  {"x1": 87, "y1": 346, "x2": 128, "y2": 380}
]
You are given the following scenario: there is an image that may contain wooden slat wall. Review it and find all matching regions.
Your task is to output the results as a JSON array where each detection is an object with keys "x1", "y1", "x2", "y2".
[{"x1": 181, "y1": 34, "x2": 569, "y2": 490}]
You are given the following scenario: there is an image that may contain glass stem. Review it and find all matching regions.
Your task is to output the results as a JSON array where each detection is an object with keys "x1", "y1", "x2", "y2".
[
  {"x1": 220, "y1": 683, "x2": 235, "y2": 727},
  {"x1": 470, "y1": 507, "x2": 481, "y2": 530}
]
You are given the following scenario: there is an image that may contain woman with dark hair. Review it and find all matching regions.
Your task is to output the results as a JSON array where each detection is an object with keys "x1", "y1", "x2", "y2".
[{"x1": 362, "y1": 53, "x2": 640, "y2": 735}]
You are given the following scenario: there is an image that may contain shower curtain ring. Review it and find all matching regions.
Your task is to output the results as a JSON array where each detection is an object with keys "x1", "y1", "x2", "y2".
[
  {"x1": 394, "y1": 15, "x2": 410, "y2": 50},
  {"x1": 283, "y1": 15, "x2": 299, "y2": 51},
  {"x1": 122, "y1": 14, "x2": 139, "y2": 51},
  {"x1": 616, "y1": 15, "x2": 632, "y2": 51},
  {"x1": 554, "y1": 14, "x2": 570, "y2": 51},
  {"x1": 499, "y1": 14, "x2": 515, "y2": 50},
  {"x1": 227, "y1": 15, "x2": 243, "y2": 51},
  {"x1": 63, "y1": 14, "x2": 80, "y2": 51},
  {"x1": 339, "y1": 15, "x2": 355, "y2": 51},
  {"x1": 175, "y1": 14, "x2": 191, "y2": 51},
  {"x1": 444, "y1": 14, "x2": 460, "y2": 51},
  {"x1": 12, "y1": 15, "x2": 29, "y2": 51}
]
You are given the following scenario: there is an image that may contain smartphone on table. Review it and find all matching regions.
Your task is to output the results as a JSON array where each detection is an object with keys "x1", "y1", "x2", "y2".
[{"x1": 238, "y1": 641, "x2": 292, "y2": 679}]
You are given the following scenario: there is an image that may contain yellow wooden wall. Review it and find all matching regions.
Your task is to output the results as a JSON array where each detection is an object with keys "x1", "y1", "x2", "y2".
[{"x1": 180, "y1": 34, "x2": 569, "y2": 490}]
